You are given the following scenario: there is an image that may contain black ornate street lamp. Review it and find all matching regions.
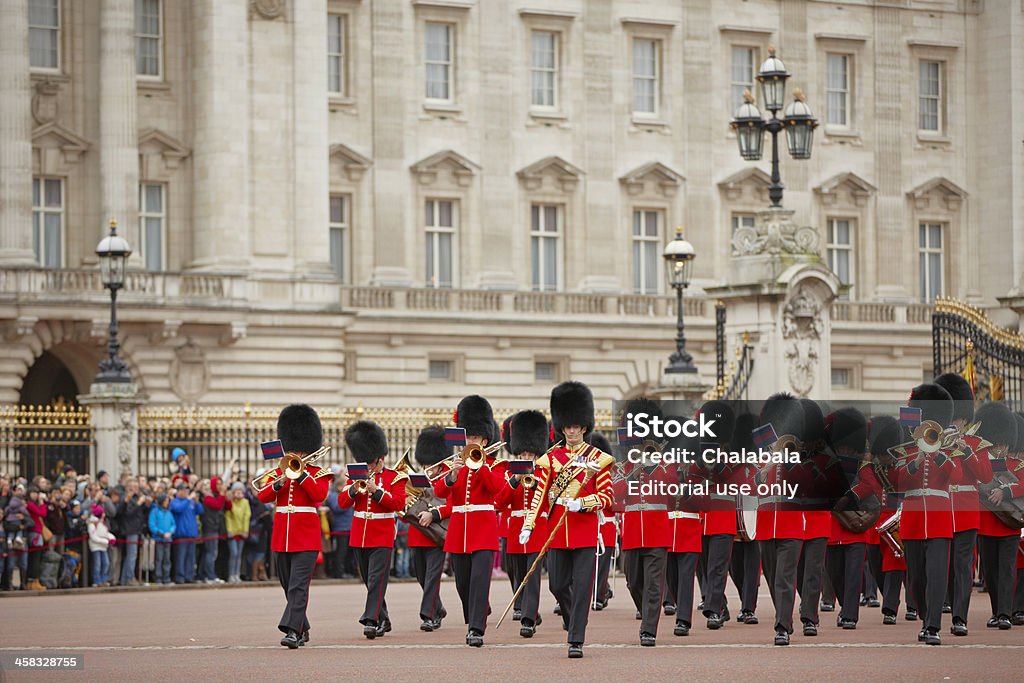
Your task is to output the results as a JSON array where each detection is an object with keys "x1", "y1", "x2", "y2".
[
  {"x1": 94, "y1": 219, "x2": 132, "y2": 383},
  {"x1": 729, "y1": 47, "x2": 818, "y2": 207},
  {"x1": 663, "y1": 229, "x2": 697, "y2": 374}
]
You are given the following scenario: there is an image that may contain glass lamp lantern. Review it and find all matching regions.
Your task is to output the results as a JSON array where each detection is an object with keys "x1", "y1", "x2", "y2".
[
  {"x1": 756, "y1": 47, "x2": 790, "y2": 113},
  {"x1": 783, "y1": 88, "x2": 818, "y2": 160},
  {"x1": 95, "y1": 219, "x2": 132, "y2": 289},
  {"x1": 663, "y1": 230, "x2": 696, "y2": 289},
  {"x1": 731, "y1": 90, "x2": 766, "y2": 161}
]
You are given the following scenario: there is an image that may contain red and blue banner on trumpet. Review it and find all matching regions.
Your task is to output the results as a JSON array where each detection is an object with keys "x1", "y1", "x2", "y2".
[
  {"x1": 752, "y1": 423, "x2": 779, "y2": 449},
  {"x1": 899, "y1": 406, "x2": 923, "y2": 428},
  {"x1": 445, "y1": 427, "x2": 467, "y2": 447},
  {"x1": 260, "y1": 439, "x2": 285, "y2": 460}
]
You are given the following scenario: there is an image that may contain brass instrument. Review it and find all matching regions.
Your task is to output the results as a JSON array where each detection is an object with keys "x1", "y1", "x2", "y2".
[
  {"x1": 392, "y1": 448, "x2": 448, "y2": 547},
  {"x1": 425, "y1": 441, "x2": 507, "y2": 480},
  {"x1": 251, "y1": 445, "x2": 331, "y2": 493},
  {"x1": 520, "y1": 473, "x2": 537, "y2": 489}
]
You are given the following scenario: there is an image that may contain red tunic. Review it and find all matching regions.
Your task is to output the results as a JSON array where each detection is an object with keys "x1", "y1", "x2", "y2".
[
  {"x1": 337, "y1": 468, "x2": 407, "y2": 548},
  {"x1": 755, "y1": 462, "x2": 814, "y2": 541},
  {"x1": 978, "y1": 456, "x2": 1024, "y2": 538},
  {"x1": 950, "y1": 434, "x2": 994, "y2": 533},
  {"x1": 668, "y1": 469, "x2": 703, "y2": 554},
  {"x1": 683, "y1": 461, "x2": 737, "y2": 537},
  {"x1": 827, "y1": 454, "x2": 868, "y2": 545},
  {"x1": 615, "y1": 464, "x2": 671, "y2": 550},
  {"x1": 494, "y1": 470, "x2": 548, "y2": 554},
  {"x1": 434, "y1": 462, "x2": 500, "y2": 553},
  {"x1": 526, "y1": 445, "x2": 614, "y2": 550},
  {"x1": 257, "y1": 465, "x2": 333, "y2": 553},
  {"x1": 407, "y1": 500, "x2": 451, "y2": 548}
]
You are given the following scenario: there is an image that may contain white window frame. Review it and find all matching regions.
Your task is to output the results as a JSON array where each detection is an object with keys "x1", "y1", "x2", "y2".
[
  {"x1": 139, "y1": 182, "x2": 166, "y2": 271},
  {"x1": 327, "y1": 13, "x2": 346, "y2": 96},
  {"x1": 425, "y1": 198, "x2": 456, "y2": 288},
  {"x1": 730, "y1": 212, "x2": 756, "y2": 254},
  {"x1": 918, "y1": 60, "x2": 943, "y2": 133},
  {"x1": 134, "y1": 0, "x2": 162, "y2": 79},
  {"x1": 329, "y1": 194, "x2": 349, "y2": 283},
  {"x1": 730, "y1": 45, "x2": 757, "y2": 113},
  {"x1": 530, "y1": 30, "x2": 559, "y2": 110},
  {"x1": 831, "y1": 367, "x2": 851, "y2": 388},
  {"x1": 919, "y1": 222, "x2": 945, "y2": 303},
  {"x1": 28, "y1": 0, "x2": 61, "y2": 72},
  {"x1": 631, "y1": 37, "x2": 660, "y2": 117},
  {"x1": 826, "y1": 217, "x2": 855, "y2": 300},
  {"x1": 32, "y1": 176, "x2": 64, "y2": 268},
  {"x1": 424, "y1": 22, "x2": 454, "y2": 104},
  {"x1": 825, "y1": 53, "x2": 850, "y2": 127},
  {"x1": 530, "y1": 203, "x2": 562, "y2": 292},
  {"x1": 632, "y1": 209, "x2": 662, "y2": 295}
]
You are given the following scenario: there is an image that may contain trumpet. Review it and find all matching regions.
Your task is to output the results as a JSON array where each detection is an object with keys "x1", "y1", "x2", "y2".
[
  {"x1": 425, "y1": 441, "x2": 507, "y2": 480},
  {"x1": 520, "y1": 473, "x2": 537, "y2": 489},
  {"x1": 251, "y1": 445, "x2": 331, "y2": 493}
]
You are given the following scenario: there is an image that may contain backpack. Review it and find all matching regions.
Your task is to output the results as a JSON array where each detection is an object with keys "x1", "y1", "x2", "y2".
[
  {"x1": 39, "y1": 549, "x2": 63, "y2": 588},
  {"x1": 57, "y1": 554, "x2": 76, "y2": 588},
  {"x1": 64, "y1": 550, "x2": 81, "y2": 586}
]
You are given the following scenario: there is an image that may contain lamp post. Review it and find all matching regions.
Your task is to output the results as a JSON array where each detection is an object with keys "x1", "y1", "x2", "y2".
[
  {"x1": 729, "y1": 47, "x2": 818, "y2": 207},
  {"x1": 663, "y1": 229, "x2": 697, "y2": 374},
  {"x1": 94, "y1": 218, "x2": 132, "y2": 384}
]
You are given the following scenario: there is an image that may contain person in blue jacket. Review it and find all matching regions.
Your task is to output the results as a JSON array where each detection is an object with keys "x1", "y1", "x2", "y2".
[
  {"x1": 169, "y1": 484, "x2": 203, "y2": 583},
  {"x1": 148, "y1": 494, "x2": 176, "y2": 584}
]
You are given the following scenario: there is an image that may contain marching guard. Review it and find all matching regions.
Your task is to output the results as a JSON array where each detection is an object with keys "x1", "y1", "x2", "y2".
[
  {"x1": 520, "y1": 381, "x2": 614, "y2": 658},
  {"x1": 797, "y1": 399, "x2": 831, "y2": 637},
  {"x1": 409, "y1": 425, "x2": 450, "y2": 632},
  {"x1": 339, "y1": 420, "x2": 408, "y2": 639},
  {"x1": 588, "y1": 431, "x2": 618, "y2": 612},
  {"x1": 254, "y1": 404, "x2": 334, "y2": 649}
]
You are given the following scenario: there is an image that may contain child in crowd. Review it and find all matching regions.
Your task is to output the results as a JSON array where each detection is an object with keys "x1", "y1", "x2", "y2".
[
  {"x1": 148, "y1": 494, "x2": 175, "y2": 585},
  {"x1": 87, "y1": 504, "x2": 115, "y2": 587},
  {"x1": 225, "y1": 482, "x2": 251, "y2": 583}
]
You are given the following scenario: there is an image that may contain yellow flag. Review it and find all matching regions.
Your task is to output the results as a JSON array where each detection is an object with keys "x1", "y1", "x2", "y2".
[
  {"x1": 961, "y1": 348, "x2": 976, "y2": 394},
  {"x1": 989, "y1": 374, "x2": 1004, "y2": 401}
]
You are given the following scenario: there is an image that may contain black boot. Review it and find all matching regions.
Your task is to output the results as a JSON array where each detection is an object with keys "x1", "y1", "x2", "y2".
[
  {"x1": 466, "y1": 629, "x2": 484, "y2": 647},
  {"x1": 280, "y1": 630, "x2": 300, "y2": 649},
  {"x1": 567, "y1": 643, "x2": 583, "y2": 658}
]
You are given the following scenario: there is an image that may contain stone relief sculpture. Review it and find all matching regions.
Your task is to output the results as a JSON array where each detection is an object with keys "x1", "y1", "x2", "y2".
[
  {"x1": 732, "y1": 208, "x2": 820, "y2": 257},
  {"x1": 782, "y1": 286, "x2": 825, "y2": 396}
]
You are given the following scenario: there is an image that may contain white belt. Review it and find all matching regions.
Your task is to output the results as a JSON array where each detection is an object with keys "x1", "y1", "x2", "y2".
[
  {"x1": 276, "y1": 506, "x2": 317, "y2": 514},
  {"x1": 625, "y1": 503, "x2": 668, "y2": 513},
  {"x1": 949, "y1": 485, "x2": 977, "y2": 493},
  {"x1": 353, "y1": 511, "x2": 396, "y2": 520},
  {"x1": 905, "y1": 488, "x2": 950, "y2": 499},
  {"x1": 669, "y1": 511, "x2": 700, "y2": 520},
  {"x1": 452, "y1": 504, "x2": 495, "y2": 513},
  {"x1": 509, "y1": 510, "x2": 547, "y2": 519}
]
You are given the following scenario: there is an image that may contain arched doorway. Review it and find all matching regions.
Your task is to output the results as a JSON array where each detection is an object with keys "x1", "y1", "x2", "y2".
[{"x1": 19, "y1": 350, "x2": 82, "y2": 406}]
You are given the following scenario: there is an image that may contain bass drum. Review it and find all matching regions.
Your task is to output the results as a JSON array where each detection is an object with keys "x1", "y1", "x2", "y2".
[{"x1": 736, "y1": 494, "x2": 758, "y2": 542}]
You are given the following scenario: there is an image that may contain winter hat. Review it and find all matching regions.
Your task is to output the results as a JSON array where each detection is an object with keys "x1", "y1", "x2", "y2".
[
  {"x1": 230, "y1": 481, "x2": 245, "y2": 493},
  {"x1": 171, "y1": 447, "x2": 187, "y2": 462},
  {"x1": 91, "y1": 504, "x2": 104, "y2": 517}
]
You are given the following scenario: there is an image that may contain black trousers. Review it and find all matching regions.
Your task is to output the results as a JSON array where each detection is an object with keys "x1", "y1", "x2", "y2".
[
  {"x1": 275, "y1": 550, "x2": 317, "y2": 635},
  {"x1": 862, "y1": 554, "x2": 878, "y2": 600},
  {"x1": 669, "y1": 551, "x2": 699, "y2": 626},
  {"x1": 946, "y1": 529, "x2": 977, "y2": 624},
  {"x1": 450, "y1": 550, "x2": 493, "y2": 634},
  {"x1": 866, "y1": 544, "x2": 883, "y2": 605},
  {"x1": 595, "y1": 546, "x2": 613, "y2": 604},
  {"x1": 623, "y1": 547, "x2": 667, "y2": 636},
  {"x1": 826, "y1": 542, "x2": 866, "y2": 623},
  {"x1": 1015, "y1": 568, "x2": 1024, "y2": 615},
  {"x1": 729, "y1": 539, "x2": 761, "y2": 613},
  {"x1": 412, "y1": 546, "x2": 446, "y2": 622},
  {"x1": 354, "y1": 546, "x2": 391, "y2": 625},
  {"x1": 978, "y1": 534, "x2": 1018, "y2": 618},
  {"x1": 904, "y1": 538, "x2": 950, "y2": 632},
  {"x1": 507, "y1": 552, "x2": 542, "y2": 625},
  {"x1": 798, "y1": 537, "x2": 828, "y2": 625},
  {"x1": 701, "y1": 534, "x2": 733, "y2": 617},
  {"x1": 760, "y1": 538, "x2": 802, "y2": 634},
  {"x1": 548, "y1": 547, "x2": 597, "y2": 645}
]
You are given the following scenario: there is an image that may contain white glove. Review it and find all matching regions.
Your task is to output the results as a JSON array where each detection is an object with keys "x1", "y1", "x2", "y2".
[
  {"x1": 518, "y1": 528, "x2": 532, "y2": 546},
  {"x1": 557, "y1": 497, "x2": 583, "y2": 512}
]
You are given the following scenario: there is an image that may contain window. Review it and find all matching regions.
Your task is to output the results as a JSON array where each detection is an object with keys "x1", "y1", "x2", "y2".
[
  {"x1": 135, "y1": 0, "x2": 161, "y2": 77},
  {"x1": 730, "y1": 212, "x2": 755, "y2": 253},
  {"x1": 425, "y1": 199, "x2": 455, "y2": 288},
  {"x1": 831, "y1": 368, "x2": 850, "y2": 387},
  {"x1": 632, "y1": 209, "x2": 661, "y2": 294},
  {"x1": 327, "y1": 14, "x2": 346, "y2": 95},
  {"x1": 825, "y1": 53, "x2": 850, "y2": 126},
  {"x1": 918, "y1": 61, "x2": 942, "y2": 132},
  {"x1": 31, "y1": 176, "x2": 63, "y2": 267},
  {"x1": 29, "y1": 0, "x2": 60, "y2": 70},
  {"x1": 329, "y1": 195, "x2": 349, "y2": 282},
  {"x1": 826, "y1": 218, "x2": 854, "y2": 299},
  {"x1": 429, "y1": 359, "x2": 453, "y2": 381},
  {"x1": 730, "y1": 46, "x2": 757, "y2": 112},
  {"x1": 534, "y1": 361, "x2": 557, "y2": 382},
  {"x1": 919, "y1": 223, "x2": 944, "y2": 302},
  {"x1": 530, "y1": 204, "x2": 560, "y2": 292},
  {"x1": 424, "y1": 22, "x2": 453, "y2": 101},
  {"x1": 139, "y1": 183, "x2": 165, "y2": 271},
  {"x1": 530, "y1": 30, "x2": 558, "y2": 108},
  {"x1": 632, "y1": 38, "x2": 659, "y2": 115}
]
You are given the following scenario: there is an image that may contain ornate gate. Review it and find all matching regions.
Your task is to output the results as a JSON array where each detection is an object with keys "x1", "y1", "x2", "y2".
[
  {"x1": 0, "y1": 404, "x2": 94, "y2": 480},
  {"x1": 931, "y1": 298, "x2": 1024, "y2": 410}
]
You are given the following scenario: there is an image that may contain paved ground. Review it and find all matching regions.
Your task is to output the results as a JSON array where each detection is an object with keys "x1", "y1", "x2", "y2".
[{"x1": 0, "y1": 575, "x2": 1021, "y2": 682}]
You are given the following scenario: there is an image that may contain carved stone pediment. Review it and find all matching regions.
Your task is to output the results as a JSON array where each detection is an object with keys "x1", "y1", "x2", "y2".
[
  {"x1": 517, "y1": 155, "x2": 584, "y2": 193},
  {"x1": 411, "y1": 149, "x2": 480, "y2": 187},
  {"x1": 330, "y1": 143, "x2": 373, "y2": 182},
  {"x1": 31, "y1": 122, "x2": 90, "y2": 164},
  {"x1": 814, "y1": 171, "x2": 876, "y2": 208},
  {"x1": 619, "y1": 161, "x2": 685, "y2": 197},
  {"x1": 717, "y1": 167, "x2": 771, "y2": 203},
  {"x1": 908, "y1": 176, "x2": 967, "y2": 212},
  {"x1": 138, "y1": 128, "x2": 190, "y2": 171}
]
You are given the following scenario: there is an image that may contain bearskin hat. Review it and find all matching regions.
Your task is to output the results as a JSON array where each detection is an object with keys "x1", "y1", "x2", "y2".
[
  {"x1": 868, "y1": 415, "x2": 902, "y2": 457},
  {"x1": 730, "y1": 411, "x2": 757, "y2": 451},
  {"x1": 501, "y1": 415, "x2": 514, "y2": 454},
  {"x1": 934, "y1": 373, "x2": 975, "y2": 424},
  {"x1": 414, "y1": 425, "x2": 448, "y2": 467},
  {"x1": 455, "y1": 395, "x2": 494, "y2": 439},
  {"x1": 276, "y1": 404, "x2": 323, "y2": 454},
  {"x1": 587, "y1": 430, "x2": 613, "y2": 455},
  {"x1": 344, "y1": 420, "x2": 388, "y2": 464},
  {"x1": 550, "y1": 381, "x2": 595, "y2": 436},
  {"x1": 760, "y1": 392, "x2": 804, "y2": 441},
  {"x1": 1015, "y1": 413, "x2": 1024, "y2": 453},
  {"x1": 826, "y1": 407, "x2": 868, "y2": 454},
  {"x1": 974, "y1": 402, "x2": 1017, "y2": 448},
  {"x1": 619, "y1": 397, "x2": 662, "y2": 427},
  {"x1": 908, "y1": 383, "x2": 954, "y2": 428},
  {"x1": 801, "y1": 399, "x2": 827, "y2": 445},
  {"x1": 699, "y1": 400, "x2": 736, "y2": 445},
  {"x1": 509, "y1": 410, "x2": 551, "y2": 456}
]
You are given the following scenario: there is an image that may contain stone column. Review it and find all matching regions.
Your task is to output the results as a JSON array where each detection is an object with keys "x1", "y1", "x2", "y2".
[
  {"x1": 189, "y1": 0, "x2": 250, "y2": 270},
  {"x1": 79, "y1": 383, "x2": 148, "y2": 480},
  {"x1": 99, "y1": 0, "x2": 140, "y2": 261},
  {"x1": 0, "y1": 0, "x2": 36, "y2": 265}
]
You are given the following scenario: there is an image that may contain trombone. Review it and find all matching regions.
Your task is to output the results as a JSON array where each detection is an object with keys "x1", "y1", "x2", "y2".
[{"x1": 251, "y1": 445, "x2": 331, "y2": 494}]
